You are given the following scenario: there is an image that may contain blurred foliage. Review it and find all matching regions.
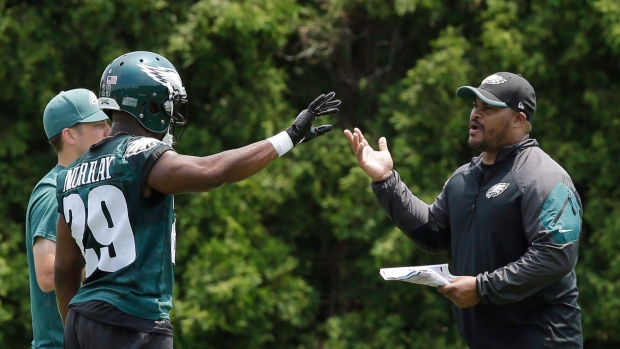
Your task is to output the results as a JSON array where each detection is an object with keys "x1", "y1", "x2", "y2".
[{"x1": 1, "y1": 0, "x2": 619, "y2": 347}]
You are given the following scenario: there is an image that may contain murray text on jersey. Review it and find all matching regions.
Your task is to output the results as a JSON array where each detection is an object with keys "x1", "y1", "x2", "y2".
[{"x1": 62, "y1": 155, "x2": 114, "y2": 192}]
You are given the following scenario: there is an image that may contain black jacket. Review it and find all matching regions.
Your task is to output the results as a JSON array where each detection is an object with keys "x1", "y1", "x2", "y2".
[{"x1": 372, "y1": 138, "x2": 582, "y2": 349}]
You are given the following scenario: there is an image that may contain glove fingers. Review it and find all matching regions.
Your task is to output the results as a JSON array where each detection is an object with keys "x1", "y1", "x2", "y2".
[
  {"x1": 315, "y1": 124, "x2": 333, "y2": 136},
  {"x1": 308, "y1": 94, "x2": 326, "y2": 110},
  {"x1": 299, "y1": 125, "x2": 332, "y2": 144},
  {"x1": 323, "y1": 91, "x2": 336, "y2": 101},
  {"x1": 315, "y1": 107, "x2": 339, "y2": 116},
  {"x1": 294, "y1": 92, "x2": 337, "y2": 145},
  {"x1": 308, "y1": 92, "x2": 337, "y2": 111},
  {"x1": 322, "y1": 99, "x2": 341, "y2": 109}
]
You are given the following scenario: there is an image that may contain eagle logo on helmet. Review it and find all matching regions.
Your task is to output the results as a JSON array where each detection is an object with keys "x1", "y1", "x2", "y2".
[{"x1": 137, "y1": 64, "x2": 186, "y2": 98}]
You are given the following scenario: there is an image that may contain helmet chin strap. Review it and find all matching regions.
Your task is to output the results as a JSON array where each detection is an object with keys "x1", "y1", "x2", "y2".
[{"x1": 163, "y1": 131, "x2": 174, "y2": 146}]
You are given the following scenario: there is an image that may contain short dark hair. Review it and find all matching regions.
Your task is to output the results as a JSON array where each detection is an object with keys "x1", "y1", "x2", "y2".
[
  {"x1": 48, "y1": 124, "x2": 83, "y2": 153},
  {"x1": 49, "y1": 133, "x2": 63, "y2": 153}
]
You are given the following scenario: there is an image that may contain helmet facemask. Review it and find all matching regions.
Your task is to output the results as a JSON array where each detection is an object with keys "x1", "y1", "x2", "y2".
[{"x1": 162, "y1": 82, "x2": 188, "y2": 145}]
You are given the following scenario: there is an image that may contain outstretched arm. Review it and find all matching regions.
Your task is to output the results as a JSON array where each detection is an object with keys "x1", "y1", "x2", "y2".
[
  {"x1": 148, "y1": 92, "x2": 340, "y2": 195},
  {"x1": 344, "y1": 127, "x2": 394, "y2": 181},
  {"x1": 149, "y1": 141, "x2": 279, "y2": 194},
  {"x1": 348, "y1": 127, "x2": 452, "y2": 252}
]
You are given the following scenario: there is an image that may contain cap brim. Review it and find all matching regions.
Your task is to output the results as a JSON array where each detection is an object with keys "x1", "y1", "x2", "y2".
[
  {"x1": 456, "y1": 86, "x2": 508, "y2": 108},
  {"x1": 79, "y1": 109, "x2": 110, "y2": 123}
]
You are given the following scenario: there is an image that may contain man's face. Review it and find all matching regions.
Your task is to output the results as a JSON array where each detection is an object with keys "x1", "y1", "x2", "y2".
[
  {"x1": 467, "y1": 97, "x2": 515, "y2": 152},
  {"x1": 73, "y1": 120, "x2": 111, "y2": 154}
]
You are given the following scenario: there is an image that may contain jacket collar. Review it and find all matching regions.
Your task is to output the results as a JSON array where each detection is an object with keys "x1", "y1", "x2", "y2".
[{"x1": 471, "y1": 138, "x2": 539, "y2": 166}]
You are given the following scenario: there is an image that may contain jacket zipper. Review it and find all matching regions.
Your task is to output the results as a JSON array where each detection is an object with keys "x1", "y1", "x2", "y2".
[{"x1": 472, "y1": 164, "x2": 499, "y2": 222}]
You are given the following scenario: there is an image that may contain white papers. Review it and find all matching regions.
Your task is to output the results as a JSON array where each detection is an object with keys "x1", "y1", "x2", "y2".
[{"x1": 379, "y1": 263, "x2": 456, "y2": 287}]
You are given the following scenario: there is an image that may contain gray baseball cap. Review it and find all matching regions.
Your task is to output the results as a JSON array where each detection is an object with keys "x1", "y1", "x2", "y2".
[
  {"x1": 43, "y1": 88, "x2": 109, "y2": 139},
  {"x1": 456, "y1": 72, "x2": 537, "y2": 122}
]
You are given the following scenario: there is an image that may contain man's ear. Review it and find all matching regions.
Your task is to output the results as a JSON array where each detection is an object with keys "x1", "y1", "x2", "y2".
[
  {"x1": 61, "y1": 128, "x2": 77, "y2": 146},
  {"x1": 513, "y1": 111, "x2": 528, "y2": 127}
]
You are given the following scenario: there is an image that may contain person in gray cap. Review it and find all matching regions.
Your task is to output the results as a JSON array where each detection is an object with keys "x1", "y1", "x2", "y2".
[
  {"x1": 344, "y1": 72, "x2": 583, "y2": 348},
  {"x1": 25, "y1": 88, "x2": 110, "y2": 349}
]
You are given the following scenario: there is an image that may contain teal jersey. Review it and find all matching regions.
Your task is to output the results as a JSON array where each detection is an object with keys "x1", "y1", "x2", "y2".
[
  {"x1": 25, "y1": 165, "x2": 64, "y2": 349},
  {"x1": 56, "y1": 134, "x2": 177, "y2": 320}
]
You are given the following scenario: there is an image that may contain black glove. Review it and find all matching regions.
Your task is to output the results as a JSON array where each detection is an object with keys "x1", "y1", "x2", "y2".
[{"x1": 285, "y1": 92, "x2": 341, "y2": 145}]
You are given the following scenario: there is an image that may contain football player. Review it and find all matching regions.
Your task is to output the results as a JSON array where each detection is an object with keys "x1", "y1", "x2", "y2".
[{"x1": 54, "y1": 51, "x2": 340, "y2": 349}]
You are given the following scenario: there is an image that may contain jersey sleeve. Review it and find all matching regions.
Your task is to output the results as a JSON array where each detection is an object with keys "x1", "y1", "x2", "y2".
[
  {"x1": 477, "y1": 171, "x2": 581, "y2": 305},
  {"x1": 29, "y1": 183, "x2": 59, "y2": 244},
  {"x1": 122, "y1": 136, "x2": 176, "y2": 207},
  {"x1": 371, "y1": 170, "x2": 451, "y2": 252}
]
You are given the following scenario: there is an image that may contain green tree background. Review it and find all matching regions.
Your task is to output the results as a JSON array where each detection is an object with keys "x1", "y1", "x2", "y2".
[{"x1": 1, "y1": 0, "x2": 618, "y2": 347}]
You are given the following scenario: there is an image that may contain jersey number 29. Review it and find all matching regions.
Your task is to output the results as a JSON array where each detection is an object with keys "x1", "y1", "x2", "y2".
[{"x1": 62, "y1": 185, "x2": 137, "y2": 278}]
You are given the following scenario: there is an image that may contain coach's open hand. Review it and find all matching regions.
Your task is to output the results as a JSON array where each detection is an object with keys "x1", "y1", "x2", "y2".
[{"x1": 286, "y1": 92, "x2": 340, "y2": 145}]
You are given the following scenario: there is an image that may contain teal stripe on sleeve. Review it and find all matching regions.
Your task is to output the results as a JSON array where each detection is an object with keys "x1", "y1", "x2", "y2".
[{"x1": 540, "y1": 182, "x2": 580, "y2": 243}]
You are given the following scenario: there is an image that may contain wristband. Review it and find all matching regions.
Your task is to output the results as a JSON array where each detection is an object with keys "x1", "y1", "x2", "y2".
[{"x1": 267, "y1": 131, "x2": 294, "y2": 157}]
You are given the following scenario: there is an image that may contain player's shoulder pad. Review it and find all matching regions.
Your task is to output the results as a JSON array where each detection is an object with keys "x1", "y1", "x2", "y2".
[{"x1": 124, "y1": 136, "x2": 169, "y2": 158}]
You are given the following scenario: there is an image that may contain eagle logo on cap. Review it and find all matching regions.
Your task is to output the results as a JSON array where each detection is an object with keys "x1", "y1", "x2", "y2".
[
  {"x1": 88, "y1": 91, "x2": 98, "y2": 106},
  {"x1": 481, "y1": 74, "x2": 507, "y2": 85}
]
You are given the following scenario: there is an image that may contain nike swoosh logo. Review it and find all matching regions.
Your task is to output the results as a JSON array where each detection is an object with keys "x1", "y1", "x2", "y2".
[{"x1": 558, "y1": 228, "x2": 573, "y2": 233}]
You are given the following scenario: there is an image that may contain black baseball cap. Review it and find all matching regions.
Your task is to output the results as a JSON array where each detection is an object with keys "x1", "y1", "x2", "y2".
[{"x1": 456, "y1": 72, "x2": 537, "y2": 122}]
